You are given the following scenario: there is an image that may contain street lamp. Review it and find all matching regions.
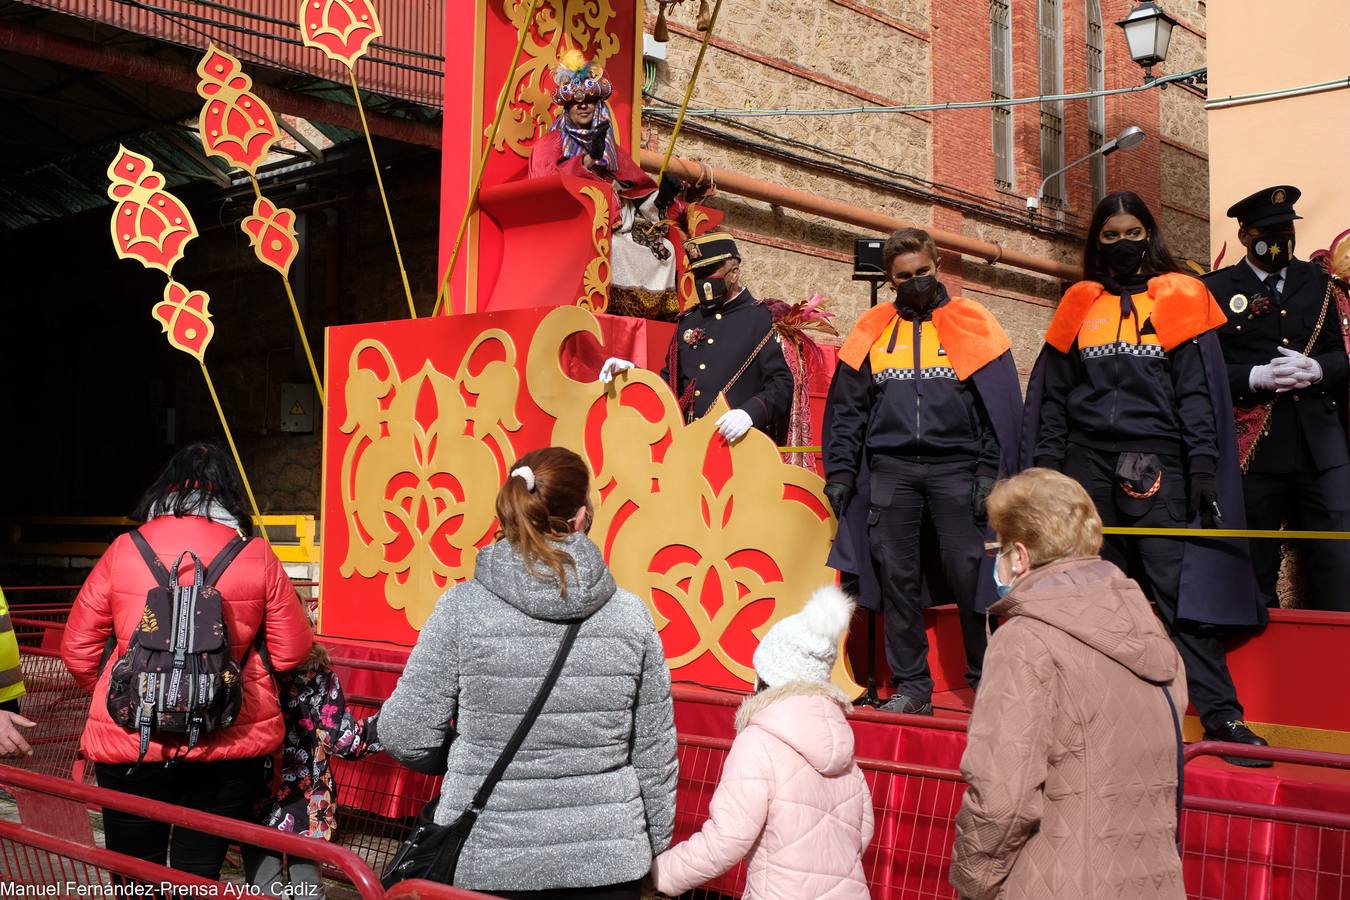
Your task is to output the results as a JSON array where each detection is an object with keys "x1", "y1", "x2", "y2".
[
  {"x1": 1116, "y1": 1, "x2": 1179, "y2": 81},
  {"x1": 1026, "y1": 126, "x2": 1146, "y2": 214}
]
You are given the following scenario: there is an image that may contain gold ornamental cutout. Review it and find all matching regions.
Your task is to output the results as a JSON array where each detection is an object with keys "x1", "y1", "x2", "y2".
[
  {"x1": 577, "y1": 185, "x2": 611, "y2": 311},
  {"x1": 493, "y1": 0, "x2": 620, "y2": 157},
  {"x1": 338, "y1": 334, "x2": 523, "y2": 629},
  {"x1": 526, "y1": 307, "x2": 857, "y2": 693}
]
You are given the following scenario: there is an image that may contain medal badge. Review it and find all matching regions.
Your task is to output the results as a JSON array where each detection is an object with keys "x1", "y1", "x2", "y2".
[{"x1": 1229, "y1": 294, "x2": 1249, "y2": 314}]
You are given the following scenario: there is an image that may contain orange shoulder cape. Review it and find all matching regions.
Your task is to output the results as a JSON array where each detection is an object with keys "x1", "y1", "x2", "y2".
[
  {"x1": 1044, "y1": 281, "x2": 1105, "y2": 353},
  {"x1": 1149, "y1": 272, "x2": 1228, "y2": 351},
  {"x1": 1043, "y1": 275, "x2": 1226, "y2": 353},
  {"x1": 837, "y1": 297, "x2": 1011, "y2": 381}
]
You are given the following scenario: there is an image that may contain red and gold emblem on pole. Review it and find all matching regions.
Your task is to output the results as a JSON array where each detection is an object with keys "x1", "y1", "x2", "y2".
[
  {"x1": 299, "y1": 0, "x2": 384, "y2": 67},
  {"x1": 152, "y1": 282, "x2": 216, "y2": 361},
  {"x1": 242, "y1": 197, "x2": 300, "y2": 277},
  {"x1": 195, "y1": 46, "x2": 281, "y2": 174},
  {"x1": 106, "y1": 146, "x2": 199, "y2": 276}
]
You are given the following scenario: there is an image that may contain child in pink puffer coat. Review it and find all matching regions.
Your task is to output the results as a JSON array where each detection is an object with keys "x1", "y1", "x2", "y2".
[{"x1": 651, "y1": 586, "x2": 873, "y2": 900}]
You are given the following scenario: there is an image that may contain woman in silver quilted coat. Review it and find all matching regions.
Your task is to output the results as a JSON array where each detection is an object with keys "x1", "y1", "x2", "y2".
[{"x1": 379, "y1": 446, "x2": 678, "y2": 900}]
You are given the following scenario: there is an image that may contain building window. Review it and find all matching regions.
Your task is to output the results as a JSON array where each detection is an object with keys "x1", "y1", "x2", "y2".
[
  {"x1": 1086, "y1": 0, "x2": 1106, "y2": 203},
  {"x1": 990, "y1": 0, "x2": 1014, "y2": 190},
  {"x1": 1038, "y1": 0, "x2": 1064, "y2": 205}
]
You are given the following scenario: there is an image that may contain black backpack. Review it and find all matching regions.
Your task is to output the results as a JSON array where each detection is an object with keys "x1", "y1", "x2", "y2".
[{"x1": 105, "y1": 529, "x2": 260, "y2": 763}]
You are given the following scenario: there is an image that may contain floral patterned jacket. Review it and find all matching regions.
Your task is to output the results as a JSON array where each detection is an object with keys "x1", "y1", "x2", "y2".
[{"x1": 261, "y1": 666, "x2": 381, "y2": 840}]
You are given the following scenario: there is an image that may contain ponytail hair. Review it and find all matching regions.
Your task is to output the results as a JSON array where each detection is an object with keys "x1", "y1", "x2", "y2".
[{"x1": 494, "y1": 447, "x2": 592, "y2": 594}]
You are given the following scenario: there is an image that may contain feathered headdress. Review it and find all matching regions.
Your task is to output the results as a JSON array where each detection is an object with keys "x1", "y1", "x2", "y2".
[{"x1": 552, "y1": 49, "x2": 613, "y2": 106}]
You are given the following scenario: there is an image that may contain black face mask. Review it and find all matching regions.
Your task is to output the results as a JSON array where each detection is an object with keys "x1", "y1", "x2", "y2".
[
  {"x1": 895, "y1": 274, "x2": 939, "y2": 309},
  {"x1": 1250, "y1": 234, "x2": 1295, "y2": 271},
  {"x1": 1100, "y1": 238, "x2": 1149, "y2": 278},
  {"x1": 695, "y1": 275, "x2": 729, "y2": 308}
]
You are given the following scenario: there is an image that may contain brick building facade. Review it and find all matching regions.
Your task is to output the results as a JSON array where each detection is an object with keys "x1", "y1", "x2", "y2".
[{"x1": 644, "y1": 0, "x2": 1210, "y2": 363}]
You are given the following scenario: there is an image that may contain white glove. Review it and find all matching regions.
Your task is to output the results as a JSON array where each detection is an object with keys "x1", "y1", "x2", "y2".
[
  {"x1": 1250, "y1": 357, "x2": 1301, "y2": 393},
  {"x1": 1277, "y1": 346, "x2": 1322, "y2": 387},
  {"x1": 715, "y1": 408, "x2": 754, "y2": 442},
  {"x1": 598, "y1": 357, "x2": 635, "y2": 384}
]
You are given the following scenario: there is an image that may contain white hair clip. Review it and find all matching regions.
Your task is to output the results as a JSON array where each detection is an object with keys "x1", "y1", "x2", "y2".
[{"x1": 511, "y1": 465, "x2": 536, "y2": 492}]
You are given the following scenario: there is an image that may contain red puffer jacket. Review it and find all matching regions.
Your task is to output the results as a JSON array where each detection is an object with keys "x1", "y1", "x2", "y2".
[{"x1": 62, "y1": 515, "x2": 313, "y2": 764}]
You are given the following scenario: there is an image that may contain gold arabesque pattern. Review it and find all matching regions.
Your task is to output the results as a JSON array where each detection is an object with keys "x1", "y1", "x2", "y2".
[
  {"x1": 338, "y1": 335, "x2": 522, "y2": 629},
  {"x1": 527, "y1": 308, "x2": 856, "y2": 693},
  {"x1": 494, "y1": 0, "x2": 619, "y2": 157},
  {"x1": 577, "y1": 185, "x2": 612, "y2": 312}
]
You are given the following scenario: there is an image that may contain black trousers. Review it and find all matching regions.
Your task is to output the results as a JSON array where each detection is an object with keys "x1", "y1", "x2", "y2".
[
  {"x1": 867, "y1": 456, "x2": 987, "y2": 703},
  {"x1": 494, "y1": 880, "x2": 642, "y2": 900},
  {"x1": 1064, "y1": 448, "x2": 1244, "y2": 730},
  {"x1": 1243, "y1": 462, "x2": 1350, "y2": 611},
  {"x1": 95, "y1": 756, "x2": 268, "y2": 880}
]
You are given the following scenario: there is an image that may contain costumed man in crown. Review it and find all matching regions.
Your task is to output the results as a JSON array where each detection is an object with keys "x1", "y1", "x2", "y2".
[
  {"x1": 1202, "y1": 186, "x2": 1350, "y2": 612},
  {"x1": 824, "y1": 228, "x2": 1023, "y2": 715},
  {"x1": 599, "y1": 233, "x2": 794, "y2": 445},
  {"x1": 529, "y1": 50, "x2": 709, "y2": 321}
]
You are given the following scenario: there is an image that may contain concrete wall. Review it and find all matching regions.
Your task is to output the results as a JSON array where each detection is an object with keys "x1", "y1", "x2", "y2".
[{"x1": 1207, "y1": 0, "x2": 1350, "y2": 258}]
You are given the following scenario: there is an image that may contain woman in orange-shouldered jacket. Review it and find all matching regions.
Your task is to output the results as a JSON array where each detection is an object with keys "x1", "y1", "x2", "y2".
[
  {"x1": 61, "y1": 442, "x2": 312, "y2": 879},
  {"x1": 1021, "y1": 191, "x2": 1267, "y2": 765}
]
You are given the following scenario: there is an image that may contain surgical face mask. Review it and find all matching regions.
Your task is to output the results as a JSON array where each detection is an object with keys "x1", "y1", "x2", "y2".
[
  {"x1": 895, "y1": 274, "x2": 938, "y2": 309},
  {"x1": 1100, "y1": 238, "x2": 1149, "y2": 278},
  {"x1": 1250, "y1": 234, "x2": 1295, "y2": 271},
  {"x1": 993, "y1": 549, "x2": 1016, "y2": 599}
]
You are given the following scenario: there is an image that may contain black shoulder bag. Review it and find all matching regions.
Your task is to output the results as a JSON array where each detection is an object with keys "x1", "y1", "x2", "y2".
[{"x1": 382, "y1": 619, "x2": 582, "y2": 888}]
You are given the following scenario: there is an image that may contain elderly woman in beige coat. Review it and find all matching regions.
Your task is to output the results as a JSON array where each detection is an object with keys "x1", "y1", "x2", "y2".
[{"x1": 950, "y1": 468, "x2": 1187, "y2": 900}]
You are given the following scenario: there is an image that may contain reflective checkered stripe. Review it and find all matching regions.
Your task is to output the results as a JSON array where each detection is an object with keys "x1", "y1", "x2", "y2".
[
  {"x1": 874, "y1": 366, "x2": 959, "y2": 385},
  {"x1": 1080, "y1": 341, "x2": 1166, "y2": 361}
]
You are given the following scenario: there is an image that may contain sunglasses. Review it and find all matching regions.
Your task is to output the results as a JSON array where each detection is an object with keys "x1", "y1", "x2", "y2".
[{"x1": 983, "y1": 540, "x2": 1003, "y2": 558}]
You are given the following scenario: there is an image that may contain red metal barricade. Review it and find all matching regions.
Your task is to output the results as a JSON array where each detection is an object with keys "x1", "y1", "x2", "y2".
[
  {"x1": 7, "y1": 647, "x2": 91, "y2": 782},
  {"x1": 0, "y1": 763, "x2": 386, "y2": 897},
  {"x1": 384, "y1": 881, "x2": 500, "y2": 899},
  {"x1": 675, "y1": 733, "x2": 965, "y2": 900},
  {"x1": 1182, "y1": 741, "x2": 1350, "y2": 900}
]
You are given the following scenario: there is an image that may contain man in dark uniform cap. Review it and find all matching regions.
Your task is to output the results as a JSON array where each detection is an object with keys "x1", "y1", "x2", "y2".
[
  {"x1": 599, "y1": 233, "x2": 793, "y2": 442},
  {"x1": 1203, "y1": 186, "x2": 1350, "y2": 611}
]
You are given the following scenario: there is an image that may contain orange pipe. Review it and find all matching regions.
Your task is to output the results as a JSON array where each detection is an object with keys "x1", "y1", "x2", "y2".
[{"x1": 642, "y1": 149, "x2": 1080, "y2": 282}]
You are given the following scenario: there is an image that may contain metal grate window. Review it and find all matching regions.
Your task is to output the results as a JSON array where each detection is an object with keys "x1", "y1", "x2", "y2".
[
  {"x1": 1038, "y1": 0, "x2": 1065, "y2": 205},
  {"x1": 1086, "y1": 0, "x2": 1106, "y2": 203},
  {"x1": 990, "y1": 1, "x2": 1015, "y2": 190}
]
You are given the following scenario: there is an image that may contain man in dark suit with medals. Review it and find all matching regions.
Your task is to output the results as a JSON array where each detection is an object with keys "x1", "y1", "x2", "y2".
[
  {"x1": 1203, "y1": 186, "x2": 1350, "y2": 611},
  {"x1": 600, "y1": 233, "x2": 793, "y2": 442}
]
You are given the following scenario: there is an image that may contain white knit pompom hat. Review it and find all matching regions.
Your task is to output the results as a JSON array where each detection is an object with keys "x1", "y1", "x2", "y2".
[{"x1": 752, "y1": 585, "x2": 856, "y2": 688}]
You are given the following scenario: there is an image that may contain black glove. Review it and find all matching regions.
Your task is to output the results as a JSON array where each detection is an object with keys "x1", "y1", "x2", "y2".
[
  {"x1": 1188, "y1": 470, "x2": 1222, "y2": 528},
  {"x1": 587, "y1": 121, "x2": 609, "y2": 164},
  {"x1": 824, "y1": 482, "x2": 854, "y2": 520},
  {"x1": 972, "y1": 474, "x2": 996, "y2": 526},
  {"x1": 656, "y1": 172, "x2": 685, "y2": 210}
]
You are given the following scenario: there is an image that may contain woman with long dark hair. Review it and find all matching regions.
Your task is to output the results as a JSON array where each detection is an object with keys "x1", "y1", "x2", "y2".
[
  {"x1": 1022, "y1": 191, "x2": 1268, "y2": 764},
  {"x1": 61, "y1": 442, "x2": 313, "y2": 877},
  {"x1": 379, "y1": 447, "x2": 678, "y2": 899}
]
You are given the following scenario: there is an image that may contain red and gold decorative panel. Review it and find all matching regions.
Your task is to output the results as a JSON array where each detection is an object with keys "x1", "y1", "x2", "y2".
[{"x1": 321, "y1": 307, "x2": 855, "y2": 693}]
